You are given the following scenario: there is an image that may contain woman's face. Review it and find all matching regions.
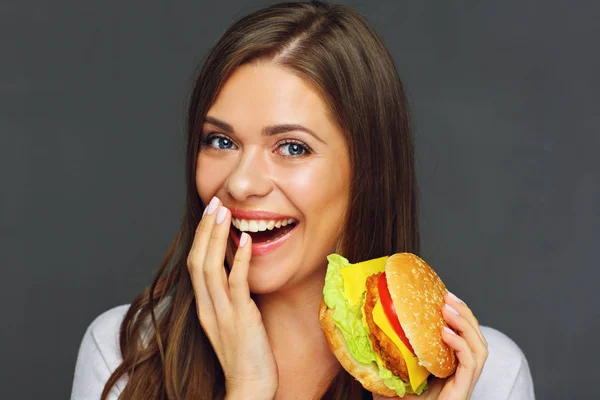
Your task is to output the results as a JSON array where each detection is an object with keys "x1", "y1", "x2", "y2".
[{"x1": 196, "y1": 61, "x2": 351, "y2": 295}]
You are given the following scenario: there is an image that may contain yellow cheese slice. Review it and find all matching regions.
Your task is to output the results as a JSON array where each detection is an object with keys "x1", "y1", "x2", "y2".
[
  {"x1": 372, "y1": 299, "x2": 430, "y2": 391},
  {"x1": 341, "y1": 256, "x2": 388, "y2": 306}
]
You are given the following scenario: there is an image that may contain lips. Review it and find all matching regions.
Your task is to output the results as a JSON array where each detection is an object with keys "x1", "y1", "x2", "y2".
[{"x1": 228, "y1": 208, "x2": 299, "y2": 256}]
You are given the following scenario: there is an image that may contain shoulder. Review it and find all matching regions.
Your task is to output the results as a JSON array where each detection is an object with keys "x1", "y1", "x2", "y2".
[
  {"x1": 89, "y1": 304, "x2": 130, "y2": 344},
  {"x1": 471, "y1": 326, "x2": 535, "y2": 400},
  {"x1": 88, "y1": 304, "x2": 130, "y2": 363},
  {"x1": 480, "y1": 326, "x2": 524, "y2": 366},
  {"x1": 71, "y1": 304, "x2": 131, "y2": 399}
]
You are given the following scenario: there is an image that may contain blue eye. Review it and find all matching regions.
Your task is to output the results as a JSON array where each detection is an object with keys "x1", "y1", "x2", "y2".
[
  {"x1": 204, "y1": 134, "x2": 236, "y2": 150},
  {"x1": 279, "y1": 141, "x2": 310, "y2": 157}
]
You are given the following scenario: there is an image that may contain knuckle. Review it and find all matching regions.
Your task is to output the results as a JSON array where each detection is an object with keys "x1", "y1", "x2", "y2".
[
  {"x1": 244, "y1": 305, "x2": 262, "y2": 322},
  {"x1": 196, "y1": 221, "x2": 210, "y2": 236},
  {"x1": 482, "y1": 347, "x2": 489, "y2": 360},
  {"x1": 233, "y1": 253, "x2": 246, "y2": 266},
  {"x1": 203, "y1": 266, "x2": 215, "y2": 280},
  {"x1": 196, "y1": 305, "x2": 211, "y2": 319},
  {"x1": 196, "y1": 310, "x2": 214, "y2": 330},
  {"x1": 187, "y1": 254, "x2": 203, "y2": 277},
  {"x1": 186, "y1": 254, "x2": 195, "y2": 271},
  {"x1": 198, "y1": 318, "x2": 215, "y2": 339},
  {"x1": 228, "y1": 272, "x2": 239, "y2": 284}
]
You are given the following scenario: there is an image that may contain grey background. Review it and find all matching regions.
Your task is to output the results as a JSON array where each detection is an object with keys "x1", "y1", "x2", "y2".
[{"x1": 1, "y1": 0, "x2": 598, "y2": 399}]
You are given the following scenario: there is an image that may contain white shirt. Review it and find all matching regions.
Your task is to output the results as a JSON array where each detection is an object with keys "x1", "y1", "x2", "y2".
[{"x1": 71, "y1": 304, "x2": 535, "y2": 399}]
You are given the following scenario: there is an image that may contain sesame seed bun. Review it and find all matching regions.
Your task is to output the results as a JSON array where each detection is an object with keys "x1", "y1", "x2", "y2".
[
  {"x1": 385, "y1": 253, "x2": 457, "y2": 378},
  {"x1": 319, "y1": 252, "x2": 457, "y2": 396}
]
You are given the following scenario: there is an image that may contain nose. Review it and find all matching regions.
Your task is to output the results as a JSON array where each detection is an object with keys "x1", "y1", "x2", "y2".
[{"x1": 224, "y1": 148, "x2": 272, "y2": 202}]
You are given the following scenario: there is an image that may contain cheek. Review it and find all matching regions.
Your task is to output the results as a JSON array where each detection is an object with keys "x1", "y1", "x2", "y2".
[
  {"x1": 195, "y1": 155, "x2": 232, "y2": 204},
  {"x1": 280, "y1": 159, "x2": 350, "y2": 227}
]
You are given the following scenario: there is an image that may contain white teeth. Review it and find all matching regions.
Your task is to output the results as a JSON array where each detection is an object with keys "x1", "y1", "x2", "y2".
[
  {"x1": 232, "y1": 217, "x2": 297, "y2": 232},
  {"x1": 248, "y1": 220, "x2": 259, "y2": 232}
]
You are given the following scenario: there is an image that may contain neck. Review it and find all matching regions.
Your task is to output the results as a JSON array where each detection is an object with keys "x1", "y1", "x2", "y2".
[{"x1": 254, "y1": 268, "x2": 327, "y2": 350}]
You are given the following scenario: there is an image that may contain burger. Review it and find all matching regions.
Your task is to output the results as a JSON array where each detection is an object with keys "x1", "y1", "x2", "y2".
[{"x1": 319, "y1": 253, "x2": 458, "y2": 397}]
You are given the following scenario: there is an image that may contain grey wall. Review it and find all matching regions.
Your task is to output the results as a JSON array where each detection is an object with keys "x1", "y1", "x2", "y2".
[{"x1": 2, "y1": 1, "x2": 598, "y2": 399}]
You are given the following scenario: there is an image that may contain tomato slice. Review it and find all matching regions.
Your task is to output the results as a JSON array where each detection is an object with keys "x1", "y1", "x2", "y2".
[{"x1": 377, "y1": 272, "x2": 416, "y2": 356}]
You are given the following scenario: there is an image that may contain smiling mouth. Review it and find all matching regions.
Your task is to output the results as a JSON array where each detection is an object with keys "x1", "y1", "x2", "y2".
[{"x1": 231, "y1": 218, "x2": 298, "y2": 243}]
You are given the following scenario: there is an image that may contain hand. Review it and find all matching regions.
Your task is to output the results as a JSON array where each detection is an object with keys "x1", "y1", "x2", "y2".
[
  {"x1": 187, "y1": 196, "x2": 278, "y2": 399},
  {"x1": 373, "y1": 292, "x2": 488, "y2": 400}
]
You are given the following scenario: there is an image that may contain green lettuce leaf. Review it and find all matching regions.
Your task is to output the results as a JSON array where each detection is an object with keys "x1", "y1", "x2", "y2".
[
  {"x1": 324, "y1": 254, "x2": 375, "y2": 364},
  {"x1": 323, "y1": 254, "x2": 428, "y2": 397}
]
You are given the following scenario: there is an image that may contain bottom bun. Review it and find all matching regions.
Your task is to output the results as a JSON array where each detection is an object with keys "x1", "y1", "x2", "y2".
[{"x1": 318, "y1": 299, "x2": 397, "y2": 397}]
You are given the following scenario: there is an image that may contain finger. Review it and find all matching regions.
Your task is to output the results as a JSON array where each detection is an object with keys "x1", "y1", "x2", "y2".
[
  {"x1": 443, "y1": 300, "x2": 489, "y2": 399},
  {"x1": 203, "y1": 205, "x2": 233, "y2": 314},
  {"x1": 441, "y1": 326, "x2": 476, "y2": 398},
  {"x1": 229, "y1": 232, "x2": 252, "y2": 309},
  {"x1": 442, "y1": 303, "x2": 487, "y2": 361},
  {"x1": 445, "y1": 292, "x2": 487, "y2": 346},
  {"x1": 187, "y1": 196, "x2": 221, "y2": 311}
]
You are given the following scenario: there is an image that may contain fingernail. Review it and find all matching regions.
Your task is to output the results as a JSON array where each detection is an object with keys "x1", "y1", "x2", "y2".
[
  {"x1": 447, "y1": 291, "x2": 464, "y2": 304},
  {"x1": 445, "y1": 303, "x2": 459, "y2": 315},
  {"x1": 443, "y1": 326, "x2": 456, "y2": 335},
  {"x1": 206, "y1": 196, "x2": 220, "y2": 215},
  {"x1": 216, "y1": 206, "x2": 228, "y2": 224},
  {"x1": 239, "y1": 232, "x2": 249, "y2": 247}
]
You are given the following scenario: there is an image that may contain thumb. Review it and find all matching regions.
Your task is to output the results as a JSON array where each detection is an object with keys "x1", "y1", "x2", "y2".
[{"x1": 372, "y1": 395, "x2": 398, "y2": 400}]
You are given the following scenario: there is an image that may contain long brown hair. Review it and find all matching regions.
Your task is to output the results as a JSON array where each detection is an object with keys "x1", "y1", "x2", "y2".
[{"x1": 102, "y1": 1, "x2": 419, "y2": 399}]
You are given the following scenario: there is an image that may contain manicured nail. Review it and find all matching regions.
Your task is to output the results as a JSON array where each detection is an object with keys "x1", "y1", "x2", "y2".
[
  {"x1": 239, "y1": 232, "x2": 249, "y2": 247},
  {"x1": 447, "y1": 291, "x2": 464, "y2": 304},
  {"x1": 206, "y1": 196, "x2": 219, "y2": 215},
  {"x1": 443, "y1": 326, "x2": 456, "y2": 335},
  {"x1": 445, "y1": 303, "x2": 459, "y2": 316},
  {"x1": 216, "y1": 206, "x2": 228, "y2": 224}
]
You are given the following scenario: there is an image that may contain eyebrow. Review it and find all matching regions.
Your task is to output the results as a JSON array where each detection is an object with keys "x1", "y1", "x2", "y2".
[{"x1": 204, "y1": 116, "x2": 326, "y2": 144}]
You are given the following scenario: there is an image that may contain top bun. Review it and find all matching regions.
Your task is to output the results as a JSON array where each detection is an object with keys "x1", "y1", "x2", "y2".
[{"x1": 385, "y1": 253, "x2": 457, "y2": 378}]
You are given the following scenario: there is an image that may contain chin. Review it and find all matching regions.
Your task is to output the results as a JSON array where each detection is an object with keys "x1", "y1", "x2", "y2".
[{"x1": 246, "y1": 258, "x2": 298, "y2": 295}]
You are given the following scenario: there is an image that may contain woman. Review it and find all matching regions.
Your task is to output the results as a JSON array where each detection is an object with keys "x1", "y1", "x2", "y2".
[{"x1": 71, "y1": 1, "x2": 534, "y2": 399}]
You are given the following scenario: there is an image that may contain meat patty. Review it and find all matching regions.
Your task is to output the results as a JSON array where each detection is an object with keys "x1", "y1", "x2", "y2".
[{"x1": 364, "y1": 273, "x2": 409, "y2": 382}]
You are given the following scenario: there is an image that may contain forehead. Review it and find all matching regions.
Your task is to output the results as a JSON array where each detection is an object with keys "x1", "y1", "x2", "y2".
[{"x1": 206, "y1": 62, "x2": 336, "y2": 131}]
